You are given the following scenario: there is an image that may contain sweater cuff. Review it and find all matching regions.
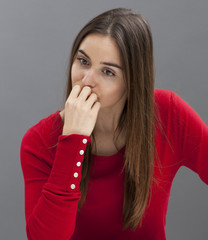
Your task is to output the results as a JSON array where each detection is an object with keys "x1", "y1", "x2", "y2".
[{"x1": 47, "y1": 134, "x2": 91, "y2": 192}]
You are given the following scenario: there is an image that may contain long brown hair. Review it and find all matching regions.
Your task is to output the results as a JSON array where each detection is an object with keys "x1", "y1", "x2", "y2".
[{"x1": 63, "y1": 8, "x2": 162, "y2": 231}]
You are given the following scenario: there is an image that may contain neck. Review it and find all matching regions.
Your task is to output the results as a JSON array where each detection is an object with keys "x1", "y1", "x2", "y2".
[
  {"x1": 93, "y1": 107, "x2": 123, "y2": 136},
  {"x1": 91, "y1": 108, "x2": 126, "y2": 155}
]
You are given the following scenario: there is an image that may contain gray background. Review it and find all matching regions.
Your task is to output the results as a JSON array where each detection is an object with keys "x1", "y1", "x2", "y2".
[{"x1": 0, "y1": 0, "x2": 207, "y2": 239}]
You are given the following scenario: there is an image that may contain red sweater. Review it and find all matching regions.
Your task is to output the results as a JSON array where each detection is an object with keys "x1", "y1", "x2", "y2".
[{"x1": 20, "y1": 89, "x2": 208, "y2": 240}]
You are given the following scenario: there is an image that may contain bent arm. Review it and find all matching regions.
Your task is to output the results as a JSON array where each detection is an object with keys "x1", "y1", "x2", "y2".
[
  {"x1": 20, "y1": 130, "x2": 90, "y2": 240},
  {"x1": 170, "y1": 91, "x2": 208, "y2": 184}
]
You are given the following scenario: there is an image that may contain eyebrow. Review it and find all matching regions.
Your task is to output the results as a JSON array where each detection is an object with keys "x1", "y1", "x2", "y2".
[
  {"x1": 78, "y1": 49, "x2": 122, "y2": 70},
  {"x1": 78, "y1": 49, "x2": 90, "y2": 59}
]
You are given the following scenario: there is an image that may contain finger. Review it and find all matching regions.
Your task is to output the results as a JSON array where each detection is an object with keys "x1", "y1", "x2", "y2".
[
  {"x1": 68, "y1": 85, "x2": 81, "y2": 100},
  {"x1": 91, "y1": 101, "x2": 101, "y2": 115},
  {"x1": 86, "y1": 93, "x2": 98, "y2": 108},
  {"x1": 78, "y1": 86, "x2": 92, "y2": 100}
]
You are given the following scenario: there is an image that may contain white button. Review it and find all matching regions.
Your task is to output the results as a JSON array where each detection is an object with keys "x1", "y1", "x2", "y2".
[
  {"x1": 71, "y1": 184, "x2": 75, "y2": 189},
  {"x1": 76, "y1": 162, "x2": 81, "y2": 167},
  {"x1": 74, "y1": 172, "x2": 78, "y2": 178},
  {"x1": 82, "y1": 138, "x2": 87, "y2": 144},
  {"x1": 79, "y1": 150, "x2": 84, "y2": 155}
]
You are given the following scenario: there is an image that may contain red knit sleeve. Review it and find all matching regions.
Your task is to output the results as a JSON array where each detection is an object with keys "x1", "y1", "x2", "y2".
[
  {"x1": 20, "y1": 128, "x2": 91, "y2": 240},
  {"x1": 170, "y1": 91, "x2": 208, "y2": 185}
]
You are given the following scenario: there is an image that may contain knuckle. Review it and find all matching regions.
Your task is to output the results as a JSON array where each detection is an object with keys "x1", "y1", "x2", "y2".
[
  {"x1": 65, "y1": 100, "x2": 70, "y2": 107},
  {"x1": 73, "y1": 101, "x2": 80, "y2": 109},
  {"x1": 65, "y1": 98, "x2": 72, "y2": 104},
  {"x1": 82, "y1": 104, "x2": 89, "y2": 112},
  {"x1": 65, "y1": 98, "x2": 75, "y2": 107}
]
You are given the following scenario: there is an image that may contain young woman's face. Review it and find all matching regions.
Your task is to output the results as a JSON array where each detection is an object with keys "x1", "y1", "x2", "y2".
[{"x1": 71, "y1": 33, "x2": 127, "y2": 110}]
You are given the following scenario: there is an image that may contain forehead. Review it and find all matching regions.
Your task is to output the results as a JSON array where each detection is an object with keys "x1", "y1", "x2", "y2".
[{"x1": 79, "y1": 33, "x2": 121, "y2": 64}]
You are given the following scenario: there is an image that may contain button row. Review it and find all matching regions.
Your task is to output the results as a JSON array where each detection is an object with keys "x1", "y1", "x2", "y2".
[
  {"x1": 82, "y1": 138, "x2": 87, "y2": 144},
  {"x1": 70, "y1": 138, "x2": 87, "y2": 190},
  {"x1": 79, "y1": 150, "x2": 84, "y2": 155}
]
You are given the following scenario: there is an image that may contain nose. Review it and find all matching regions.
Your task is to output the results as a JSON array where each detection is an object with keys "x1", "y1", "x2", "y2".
[{"x1": 81, "y1": 69, "x2": 96, "y2": 88}]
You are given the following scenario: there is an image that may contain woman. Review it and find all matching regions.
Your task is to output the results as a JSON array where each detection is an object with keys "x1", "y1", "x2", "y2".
[{"x1": 20, "y1": 8, "x2": 208, "y2": 240}]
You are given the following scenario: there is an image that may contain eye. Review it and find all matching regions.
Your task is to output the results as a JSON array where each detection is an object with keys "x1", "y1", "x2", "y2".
[
  {"x1": 103, "y1": 69, "x2": 115, "y2": 77},
  {"x1": 77, "y1": 57, "x2": 89, "y2": 66}
]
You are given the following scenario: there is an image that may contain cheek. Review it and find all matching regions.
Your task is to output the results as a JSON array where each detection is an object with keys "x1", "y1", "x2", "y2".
[
  {"x1": 103, "y1": 84, "x2": 127, "y2": 103},
  {"x1": 71, "y1": 64, "x2": 83, "y2": 84}
]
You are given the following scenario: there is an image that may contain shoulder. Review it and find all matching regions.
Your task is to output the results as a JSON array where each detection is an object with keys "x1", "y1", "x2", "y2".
[
  {"x1": 154, "y1": 89, "x2": 175, "y2": 116},
  {"x1": 154, "y1": 88, "x2": 185, "y2": 111},
  {"x1": 20, "y1": 110, "x2": 63, "y2": 177},
  {"x1": 154, "y1": 88, "x2": 175, "y2": 104},
  {"x1": 154, "y1": 88, "x2": 186, "y2": 104},
  {"x1": 153, "y1": 89, "x2": 186, "y2": 134},
  {"x1": 21, "y1": 110, "x2": 63, "y2": 151},
  {"x1": 154, "y1": 89, "x2": 197, "y2": 115}
]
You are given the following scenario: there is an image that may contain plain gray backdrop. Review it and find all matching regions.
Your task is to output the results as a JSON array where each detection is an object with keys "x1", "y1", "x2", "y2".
[{"x1": 0, "y1": 0, "x2": 207, "y2": 239}]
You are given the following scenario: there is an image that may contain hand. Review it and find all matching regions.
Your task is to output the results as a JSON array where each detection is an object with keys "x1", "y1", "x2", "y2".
[{"x1": 61, "y1": 85, "x2": 101, "y2": 136}]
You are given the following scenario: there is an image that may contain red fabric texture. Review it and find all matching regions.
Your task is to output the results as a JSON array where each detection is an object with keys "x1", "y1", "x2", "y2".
[{"x1": 20, "y1": 89, "x2": 208, "y2": 240}]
